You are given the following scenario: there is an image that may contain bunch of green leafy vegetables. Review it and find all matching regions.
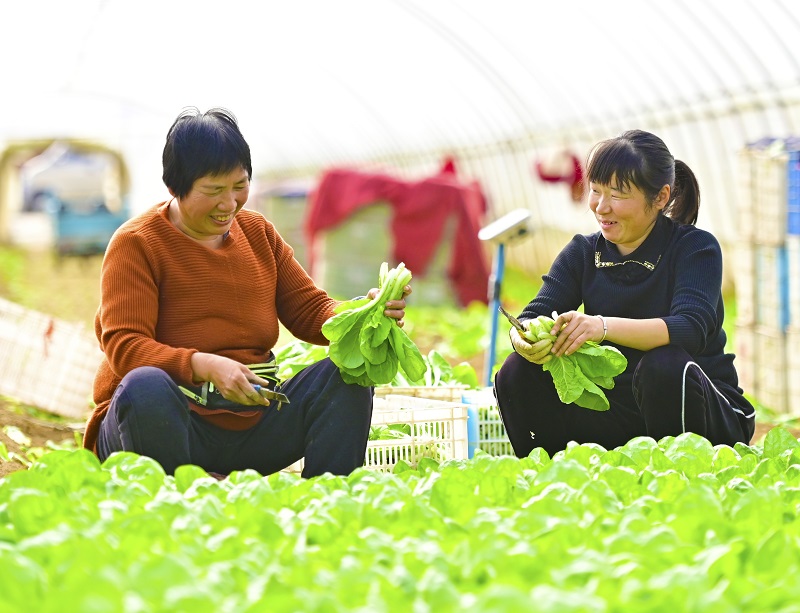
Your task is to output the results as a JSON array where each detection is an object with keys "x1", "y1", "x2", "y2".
[
  {"x1": 271, "y1": 340, "x2": 479, "y2": 390},
  {"x1": 526, "y1": 315, "x2": 627, "y2": 411},
  {"x1": 544, "y1": 341, "x2": 627, "y2": 410},
  {"x1": 322, "y1": 262, "x2": 427, "y2": 386}
]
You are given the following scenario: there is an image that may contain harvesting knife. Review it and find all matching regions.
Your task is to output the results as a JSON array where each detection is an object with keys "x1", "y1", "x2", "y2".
[
  {"x1": 498, "y1": 305, "x2": 526, "y2": 333},
  {"x1": 253, "y1": 385, "x2": 290, "y2": 404}
]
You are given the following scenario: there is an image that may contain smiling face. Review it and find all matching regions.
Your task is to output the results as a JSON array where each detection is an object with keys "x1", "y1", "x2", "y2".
[
  {"x1": 168, "y1": 167, "x2": 250, "y2": 246},
  {"x1": 589, "y1": 176, "x2": 668, "y2": 255}
]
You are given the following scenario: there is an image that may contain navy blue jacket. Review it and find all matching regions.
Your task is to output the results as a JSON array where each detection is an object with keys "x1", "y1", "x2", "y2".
[{"x1": 519, "y1": 214, "x2": 741, "y2": 391}]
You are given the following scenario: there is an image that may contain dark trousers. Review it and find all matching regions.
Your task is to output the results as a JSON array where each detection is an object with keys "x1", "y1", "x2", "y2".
[
  {"x1": 96, "y1": 358, "x2": 372, "y2": 478},
  {"x1": 493, "y1": 345, "x2": 755, "y2": 458}
]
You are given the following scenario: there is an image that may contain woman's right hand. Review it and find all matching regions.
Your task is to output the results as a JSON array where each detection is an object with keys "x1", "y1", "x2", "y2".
[
  {"x1": 510, "y1": 321, "x2": 554, "y2": 365},
  {"x1": 190, "y1": 352, "x2": 271, "y2": 406}
]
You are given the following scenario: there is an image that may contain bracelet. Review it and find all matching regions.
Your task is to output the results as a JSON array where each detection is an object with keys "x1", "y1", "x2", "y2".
[{"x1": 595, "y1": 314, "x2": 607, "y2": 342}]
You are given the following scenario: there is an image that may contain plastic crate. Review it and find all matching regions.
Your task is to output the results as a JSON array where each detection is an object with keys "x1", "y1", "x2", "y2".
[
  {"x1": 788, "y1": 236, "x2": 800, "y2": 330},
  {"x1": 283, "y1": 394, "x2": 469, "y2": 474},
  {"x1": 755, "y1": 244, "x2": 789, "y2": 331},
  {"x1": 786, "y1": 327, "x2": 800, "y2": 415},
  {"x1": 736, "y1": 148, "x2": 756, "y2": 242},
  {"x1": 788, "y1": 150, "x2": 800, "y2": 236},
  {"x1": 462, "y1": 387, "x2": 514, "y2": 456},
  {"x1": 733, "y1": 242, "x2": 756, "y2": 327},
  {"x1": 754, "y1": 325, "x2": 788, "y2": 414},
  {"x1": 367, "y1": 395, "x2": 469, "y2": 469},
  {"x1": 377, "y1": 385, "x2": 516, "y2": 456},
  {"x1": 477, "y1": 405, "x2": 514, "y2": 457},
  {"x1": 374, "y1": 384, "x2": 467, "y2": 403},
  {"x1": 752, "y1": 149, "x2": 787, "y2": 247}
]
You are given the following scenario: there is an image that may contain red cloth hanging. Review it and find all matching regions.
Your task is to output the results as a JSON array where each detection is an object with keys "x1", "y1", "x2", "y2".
[
  {"x1": 535, "y1": 150, "x2": 585, "y2": 203},
  {"x1": 304, "y1": 166, "x2": 490, "y2": 306}
]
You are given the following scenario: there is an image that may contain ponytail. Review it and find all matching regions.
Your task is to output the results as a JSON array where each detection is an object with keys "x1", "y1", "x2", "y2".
[{"x1": 666, "y1": 160, "x2": 700, "y2": 225}]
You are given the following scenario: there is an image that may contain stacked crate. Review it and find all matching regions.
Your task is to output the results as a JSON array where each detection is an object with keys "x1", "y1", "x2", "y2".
[
  {"x1": 787, "y1": 149, "x2": 800, "y2": 415},
  {"x1": 736, "y1": 139, "x2": 800, "y2": 415}
]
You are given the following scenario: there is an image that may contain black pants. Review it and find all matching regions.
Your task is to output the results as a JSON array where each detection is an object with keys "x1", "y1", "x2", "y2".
[
  {"x1": 96, "y1": 358, "x2": 373, "y2": 478},
  {"x1": 493, "y1": 345, "x2": 756, "y2": 457}
]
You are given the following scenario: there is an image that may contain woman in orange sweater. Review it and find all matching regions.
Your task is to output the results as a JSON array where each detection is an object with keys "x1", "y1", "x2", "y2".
[{"x1": 84, "y1": 107, "x2": 409, "y2": 478}]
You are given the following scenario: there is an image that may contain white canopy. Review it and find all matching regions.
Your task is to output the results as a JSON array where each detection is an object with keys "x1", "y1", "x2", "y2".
[{"x1": 2, "y1": 0, "x2": 800, "y2": 238}]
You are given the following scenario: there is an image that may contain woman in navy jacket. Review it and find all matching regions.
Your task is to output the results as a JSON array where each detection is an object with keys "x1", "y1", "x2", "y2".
[{"x1": 494, "y1": 129, "x2": 755, "y2": 457}]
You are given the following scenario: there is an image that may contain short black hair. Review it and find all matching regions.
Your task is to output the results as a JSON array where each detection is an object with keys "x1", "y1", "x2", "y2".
[{"x1": 162, "y1": 107, "x2": 252, "y2": 199}]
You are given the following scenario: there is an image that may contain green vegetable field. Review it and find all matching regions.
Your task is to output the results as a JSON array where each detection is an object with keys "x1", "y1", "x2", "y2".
[
  {"x1": 2, "y1": 429, "x2": 800, "y2": 612},
  {"x1": 2, "y1": 250, "x2": 800, "y2": 611}
]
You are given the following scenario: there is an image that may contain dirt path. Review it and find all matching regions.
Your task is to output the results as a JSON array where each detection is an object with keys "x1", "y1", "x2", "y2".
[{"x1": 0, "y1": 401, "x2": 82, "y2": 477}]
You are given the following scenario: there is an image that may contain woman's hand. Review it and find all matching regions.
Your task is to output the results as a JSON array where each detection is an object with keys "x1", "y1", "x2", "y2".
[
  {"x1": 190, "y1": 352, "x2": 272, "y2": 406},
  {"x1": 367, "y1": 284, "x2": 412, "y2": 328},
  {"x1": 549, "y1": 310, "x2": 606, "y2": 357},
  {"x1": 509, "y1": 320, "x2": 553, "y2": 364}
]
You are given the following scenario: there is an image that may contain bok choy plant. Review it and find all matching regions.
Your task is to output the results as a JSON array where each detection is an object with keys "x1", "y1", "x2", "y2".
[
  {"x1": 322, "y1": 262, "x2": 427, "y2": 386},
  {"x1": 526, "y1": 315, "x2": 628, "y2": 411}
]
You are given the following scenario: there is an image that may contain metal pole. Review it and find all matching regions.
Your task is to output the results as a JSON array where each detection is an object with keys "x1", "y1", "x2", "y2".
[{"x1": 484, "y1": 241, "x2": 505, "y2": 387}]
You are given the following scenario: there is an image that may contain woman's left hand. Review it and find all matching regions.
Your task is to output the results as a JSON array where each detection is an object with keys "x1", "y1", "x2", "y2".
[
  {"x1": 367, "y1": 284, "x2": 411, "y2": 328},
  {"x1": 550, "y1": 310, "x2": 606, "y2": 357}
]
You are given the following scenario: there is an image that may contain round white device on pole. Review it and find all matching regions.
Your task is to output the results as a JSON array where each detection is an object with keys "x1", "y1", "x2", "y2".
[{"x1": 478, "y1": 208, "x2": 532, "y2": 387}]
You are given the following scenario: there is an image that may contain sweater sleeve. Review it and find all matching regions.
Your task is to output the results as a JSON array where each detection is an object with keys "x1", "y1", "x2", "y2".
[
  {"x1": 662, "y1": 230, "x2": 724, "y2": 354},
  {"x1": 98, "y1": 228, "x2": 197, "y2": 384}
]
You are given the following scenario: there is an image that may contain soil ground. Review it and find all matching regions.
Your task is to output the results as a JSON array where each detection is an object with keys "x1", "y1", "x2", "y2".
[{"x1": 0, "y1": 400, "x2": 83, "y2": 477}]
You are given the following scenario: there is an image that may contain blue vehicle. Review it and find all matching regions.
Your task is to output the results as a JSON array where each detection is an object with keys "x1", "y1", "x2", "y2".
[
  {"x1": 51, "y1": 198, "x2": 128, "y2": 258},
  {"x1": 19, "y1": 143, "x2": 130, "y2": 258}
]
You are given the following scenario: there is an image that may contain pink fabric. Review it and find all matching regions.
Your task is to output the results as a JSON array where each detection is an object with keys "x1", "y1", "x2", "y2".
[{"x1": 305, "y1": 166, "x2": 490, "y2": 306}]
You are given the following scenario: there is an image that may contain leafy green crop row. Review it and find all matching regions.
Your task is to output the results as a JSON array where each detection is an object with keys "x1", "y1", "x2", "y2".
[{"x1": 2, "y1": 429, "x2": 800, "y2": 612}]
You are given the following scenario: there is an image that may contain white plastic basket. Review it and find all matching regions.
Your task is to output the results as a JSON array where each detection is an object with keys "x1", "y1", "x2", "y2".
[
  {"x1": 462, "y1": 387, "x2": 515, "y2": 456},
  {"x1": 376, "y1": 384, "x2": 515, "y2": 457},
  {"x1": 283, "y1": 394, "x2": 469, "y2": 474}
]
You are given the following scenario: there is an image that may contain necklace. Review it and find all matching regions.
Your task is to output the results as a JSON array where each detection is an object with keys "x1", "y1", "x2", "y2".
[{"x1": 594, "y1": 251, "x2": 661, "y2": 271}]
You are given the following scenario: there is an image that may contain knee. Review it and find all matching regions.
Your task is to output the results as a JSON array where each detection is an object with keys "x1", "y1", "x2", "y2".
[
  {"x1": 319, "y1": 359, "x2": 373, "y2": 415},
  {"x1": 119, "y1": 366, "x2": 172, "y2": 392},
  {"x1": 113, "y1": 367, "x2": 184, "y2": 419},
  {"x1": 495, "y1": 351, "x2": 549, "y2": 391},
  {"x1": 495, "y1": 351, "x2": 527, "y2": 387},
  {"x1": 635, "y1": 345, "x2": 692, "y2": 390}
]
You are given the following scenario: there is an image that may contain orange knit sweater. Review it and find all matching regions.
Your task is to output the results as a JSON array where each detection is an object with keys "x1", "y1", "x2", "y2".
[{"x1": 83, "y1": 202, "x2": 339, "y2": 452}]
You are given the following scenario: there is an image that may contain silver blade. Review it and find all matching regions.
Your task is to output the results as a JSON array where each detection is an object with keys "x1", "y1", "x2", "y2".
[
  {"x1": 254, "y1": 385, "x2": 290, "y2": 404},
  {"x1": 498, "y1": 305, "x2": 526, "y2": 332}
]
